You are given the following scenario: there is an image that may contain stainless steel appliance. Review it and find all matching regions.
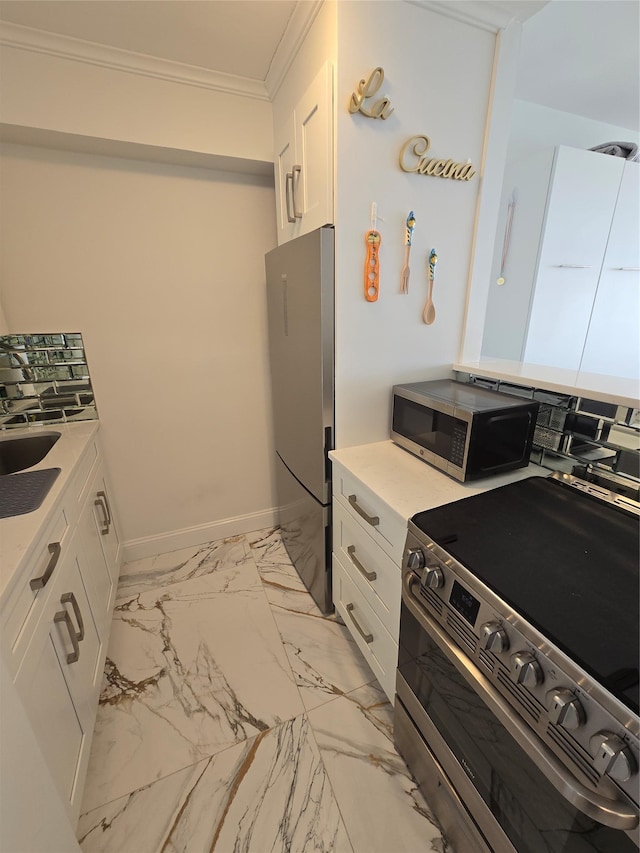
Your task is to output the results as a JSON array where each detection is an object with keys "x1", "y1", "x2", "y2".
[
  {"x1": 265, "y1": 226, "x2": 334, "y2": 614},
  {"x1": 391, "y1": 379, "x2": 539, "y2": 482},
  {"x1": 395, "y1": 473, "x2": 639, "y2": 852}
]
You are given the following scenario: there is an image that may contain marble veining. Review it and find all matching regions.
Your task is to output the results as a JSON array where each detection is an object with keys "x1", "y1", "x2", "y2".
[
  {"x1": 78, "y1": 715, "x2": 353, "y2": 853},
  {"x1": 308, "y1": 682, "x2": 447, "y2": 853},
  {"x1": 79, "y1": 530, "x2": 445, "y2": 853},
  {"x1": 81, "y1": 573, "x2": 303, "y2": 812},
  {"x1": 116, "y1": 536, "x2": 256, "y2": 599}
]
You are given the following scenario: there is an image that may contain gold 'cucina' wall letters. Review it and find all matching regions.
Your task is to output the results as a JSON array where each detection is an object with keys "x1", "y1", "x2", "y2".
[{"x1": 400, "y1": 135, "x2": 476, "y2": 181}]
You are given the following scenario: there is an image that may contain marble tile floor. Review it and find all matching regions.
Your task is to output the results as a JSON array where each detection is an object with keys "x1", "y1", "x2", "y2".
[{"x1": 78, "y1": 528, "x2": 446, "y2": 853}]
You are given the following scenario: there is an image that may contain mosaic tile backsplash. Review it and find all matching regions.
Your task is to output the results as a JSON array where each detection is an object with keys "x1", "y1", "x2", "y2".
[
  {"x1": 0, "y1": 333, "x2": 97, "y2": 429},
  {"x1": 457, "y1": 371, "x2": 640, "y2": 499}
]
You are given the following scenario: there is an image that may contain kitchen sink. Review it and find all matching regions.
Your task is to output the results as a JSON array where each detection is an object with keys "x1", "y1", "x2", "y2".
[{"x1": 0, "y1": 432, "x2": 61, "y2": 475}]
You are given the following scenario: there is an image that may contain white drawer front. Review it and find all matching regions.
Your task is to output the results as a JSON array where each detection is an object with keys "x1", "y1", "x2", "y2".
[
  {"x1": 333, "y1": 555, "x2": 398, "y2": 703},
  {"x1": 333, "y1": 500, "x2": 400, "y2": 642},
  {"x1": 333, "y1": 467, "x2": 406, "y2": 563}
]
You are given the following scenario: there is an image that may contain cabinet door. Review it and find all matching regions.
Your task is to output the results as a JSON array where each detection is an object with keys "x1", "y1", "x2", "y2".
[
  {"x1": 524, "y1": 147, "x2": 624, "y2": 368},
  {"x1": 92, "y1": 474, "x2": 121, "y2": 582},
  {"x1": 15, "y1": 545, "x2": 102, "y2": 817},
  {"x1": 77, "y1": 480, "x2": 114, "y2": 638},
  {"x1": 274, "y1": 112, "x2": 298, "y2": 245},
  {"x1": 580, "y1": 161, "x2": 640, "y2": 378},
  {"x1": 294, "y1": 60, "x2": 333, "y2": 237}
]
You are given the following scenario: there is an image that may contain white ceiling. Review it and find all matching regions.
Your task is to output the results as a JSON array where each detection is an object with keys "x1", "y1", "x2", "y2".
[
  {"x1": 0, "y1": 0, "x2": 637, "y2": 129},
  {"x1": 0, "y1": 0, "x2": 297, "y2": 81},
  {"x1": 516, "y1": 0, "x2": 639, "y2": 131}
]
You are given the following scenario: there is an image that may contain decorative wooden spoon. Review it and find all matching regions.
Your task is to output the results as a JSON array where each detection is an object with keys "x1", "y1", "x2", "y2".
[{"x1": 423, "y1": 249, "x2": 437, "y2": 325}]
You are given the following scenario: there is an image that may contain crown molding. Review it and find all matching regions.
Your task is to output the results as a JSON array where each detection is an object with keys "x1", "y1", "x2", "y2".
[
  {"x1": 408, "y1": 1, "x2": 546, "y2": 33},
  {"x1": 0, "y1": 20, "x2": 270, "y2": 101},
  {"x1": 264, "y1": 0, "x2": 324, "y2": 99}
]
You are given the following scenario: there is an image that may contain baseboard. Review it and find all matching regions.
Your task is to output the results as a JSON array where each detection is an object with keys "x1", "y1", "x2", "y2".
[{"x1": 121, "y1": 507, "x2": 279, "y2": 563}]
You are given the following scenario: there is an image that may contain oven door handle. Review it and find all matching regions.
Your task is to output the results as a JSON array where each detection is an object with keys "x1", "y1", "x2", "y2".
[{"x1": 403, "y1": 573, "x2": 639, "y2": 832}]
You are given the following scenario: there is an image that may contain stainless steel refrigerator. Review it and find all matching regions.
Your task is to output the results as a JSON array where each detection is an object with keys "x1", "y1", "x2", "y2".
[{"x1": 265, "y1": 226, "x2": 334, "y2": 614}]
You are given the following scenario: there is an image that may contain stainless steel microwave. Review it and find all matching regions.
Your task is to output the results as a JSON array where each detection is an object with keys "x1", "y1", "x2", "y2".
[{"x1": 391, "y1": 379, "x2": 539, "y2": 482}]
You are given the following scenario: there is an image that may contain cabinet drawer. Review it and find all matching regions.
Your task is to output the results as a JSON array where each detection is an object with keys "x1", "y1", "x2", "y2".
[
  {"x1": 3, "y1": 507, "x2": 70, "y2": 669},
  {"x1": 333, "y1": 468, "x2": 406, "y2": 563},
  {"x1": 333, "y1": 554, "x2": 398, "y2": 703},
  {"x1": 333, "y1": 500, "x2": 400, "y2": 641}
]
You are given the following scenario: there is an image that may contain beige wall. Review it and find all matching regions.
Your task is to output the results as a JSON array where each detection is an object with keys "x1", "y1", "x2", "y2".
[
  {"x1": 0, "y1": 45, "x2": 273, "y2": 164},
  {"x1": 0, "y1": 144, "x2": 278, "y2": 554}
]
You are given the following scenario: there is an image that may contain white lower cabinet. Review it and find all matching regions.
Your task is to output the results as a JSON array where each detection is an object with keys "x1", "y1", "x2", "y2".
[
  {"x1": 1, "y1": 430, "x2": 121, "y2": 829},
  {"x1": 331, "y1": 462, "x2": 403, "y2": 703},
  {"x1": 15, "y1": 540, "x2": 103, "y2": 817}
]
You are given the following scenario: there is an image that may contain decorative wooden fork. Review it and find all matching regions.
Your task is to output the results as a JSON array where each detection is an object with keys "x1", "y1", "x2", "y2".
[{"x1": 400, "y1": 211, "x2": 415, "y2": 294}]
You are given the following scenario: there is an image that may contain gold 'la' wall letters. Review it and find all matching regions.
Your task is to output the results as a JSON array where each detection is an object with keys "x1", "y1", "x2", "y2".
[
  {"x1": 400, "y1": 135, "x2": 476, "y2": 181},
  {"x1": 349, "y1": 67, "x2": 394, "y2": 120}
]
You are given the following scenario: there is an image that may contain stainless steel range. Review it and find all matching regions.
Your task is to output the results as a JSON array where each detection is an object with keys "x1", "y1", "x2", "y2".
[{"x1": 395, "y1": 473, "x2": 639, "y2": 852}]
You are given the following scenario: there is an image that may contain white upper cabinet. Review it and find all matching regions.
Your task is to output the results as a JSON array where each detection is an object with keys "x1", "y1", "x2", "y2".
[
  {"x1": 580, "y1": 161, "x2": 640, "y2": 378},
  {"x1": 523, "y1": 147, "x2": 625, "y2": 368},
  {"x1": 274, "y1": 61, "x2": 333, "y2": 245}
]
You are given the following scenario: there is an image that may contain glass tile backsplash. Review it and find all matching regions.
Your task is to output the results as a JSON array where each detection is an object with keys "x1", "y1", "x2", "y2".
[
  {"x1": 457, "y1": 371, "x2": 640, "y2": 500},
  {"x1": 0, "y1": 333, "x2": 98, "y2": 428}
]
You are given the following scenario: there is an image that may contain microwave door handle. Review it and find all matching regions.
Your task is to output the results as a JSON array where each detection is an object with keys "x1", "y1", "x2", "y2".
[{"x1": 402, "y1": 573, "x2": 639, "y2": 832}]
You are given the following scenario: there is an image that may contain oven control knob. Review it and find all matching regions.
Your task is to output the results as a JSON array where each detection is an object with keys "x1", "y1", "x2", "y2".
[
  {"x1": 510, "y1": 652, "x2": 543, "y2": 688},
  {"x1": 423, "y1": 566, "x2": 444, "y2": 589},
  {"x1": 590, "y1": 732, "x2": 636, "y2": 782},
  {"x1": 406, "y1": 548, "x2": 425, "y2": 572},
  {"x1": 481, "y1": 622, "x2": 509, "y2": 654},
  {"x1": 546, "y1": 689, "x2": 585, "y2": 730}
]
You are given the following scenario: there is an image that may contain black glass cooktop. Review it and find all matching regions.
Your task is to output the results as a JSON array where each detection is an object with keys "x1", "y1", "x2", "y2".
[{"x1": 411, "y1": 476, "x2": 640, "y2": 715}]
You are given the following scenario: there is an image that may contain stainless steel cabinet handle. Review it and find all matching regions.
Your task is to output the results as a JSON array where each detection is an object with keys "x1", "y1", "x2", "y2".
[
  {"x1": 30, "y1": 542, "x2": 61, "y2": 591},
  {"x1": 60, "y1": 591, "x2": 84, "y2": 642},
  {"x1": 291, "y1": 164, "x2": 302, "y2": 220},
  {"x1": 346, "y1": 603, "x2": 374, "y2": 643},
  {"x1": 347, "y1": 545, "x2": 377, "y2": 581},
  {"x1": 285, "y1": 172, "x2": 296, "y2": 224},
  {"x1": 614, "y1": 267, "x2": 640, "y2": 271},
  {"x1": 348, "y1": 495, "x2": 379, "y2": 527},
  {"x1": 555, "y1": 264, "x2": 593, "y2": 269},
  {"x1": 403, "y1": 572, "x2": 638, "y2": 831},
  {"x1": 94, "y1": 497, "x2": 109, "y2": 535},
  {"x1": 54, "y1": 608, "x2": 80, "y2": 664},
  {"x1": 97, "y1": 490, "x2": 112, "y2": 527}
]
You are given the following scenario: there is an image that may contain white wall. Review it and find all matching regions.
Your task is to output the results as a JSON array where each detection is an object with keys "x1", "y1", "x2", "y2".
[
  {"x1": 0, "y1": 144, "x2": 278, "y2": 554},
  {"x1": 508, "y1": 99, "x2": 640, "y2": 164},
  {"x1": 0, "y1": 44, "x2": 273, "y2": 164},
  {"x1": 334, "y1": 1, "x2": 496, "y2": 448}
]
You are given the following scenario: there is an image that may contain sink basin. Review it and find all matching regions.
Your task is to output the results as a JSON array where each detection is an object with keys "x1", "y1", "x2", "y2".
[{"x1": 0, "y1": 432, "x2": 61, "y2": 474}]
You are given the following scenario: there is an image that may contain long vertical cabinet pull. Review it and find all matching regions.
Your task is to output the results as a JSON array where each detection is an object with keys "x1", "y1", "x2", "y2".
[
  {"x1": 60, "y1": 592, "x2": 84, "y2": 641},
  {"x1": 54, "y1": 609, "x2": 80, "y2": 664},
  {"x1": 285, "y1": 172, "x2": 296, "y2": 224},
  {"x1": 30, "y1": 542, "x2": 62, "y2": 591},
  {"x1": 291, "y1": 164, "x2": 302, "y2": 219},
  {"x1": 97, "y1": 490, "x2": 112, "y2": 527},
  {"x1": 94, "y1": 496, "x2": 109, "y2": 535}
]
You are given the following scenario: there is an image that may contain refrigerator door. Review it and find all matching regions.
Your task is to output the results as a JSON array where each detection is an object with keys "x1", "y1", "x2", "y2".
[
  {"x1": 275, "y1": 452, "x2": 332, "y2": 614},
  {"x1": 266, "y1": 226, "x2": 334, "y2": 505}
]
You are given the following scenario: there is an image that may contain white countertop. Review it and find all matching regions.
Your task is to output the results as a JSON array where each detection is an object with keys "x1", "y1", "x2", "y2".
[
  {"x1": 330, "y1": 440, "x2": 548, "y2": 526},
  {"x1": 0, "y1": 421, "x2": 99, "y2": 606},
  {"x1": 455, "y1": 359, "x2": 640, "y2": 409}
]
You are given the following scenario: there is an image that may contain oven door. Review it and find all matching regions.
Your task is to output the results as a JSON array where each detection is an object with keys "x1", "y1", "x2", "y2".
[{"x1": 395, "y1": 580, "x2": 640, "y2": 853}]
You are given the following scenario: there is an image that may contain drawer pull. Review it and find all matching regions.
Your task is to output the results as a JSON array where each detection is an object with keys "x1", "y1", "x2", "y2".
[
  {"x1": 95, "y1": 496, "x2": 109, "y2": 535},
  {"x1": 97, "y1": 489, "x2": 112, "y2": 527},
  {"x1": 346, "y1": 603, "x2": 374, "y2": 644},
  {"x1": 30, "y1": 542, "x2": 61, "y2": 591},
  {"x1": 348, "y1": 494, "x2": 379, "y2": 527},
  {"x1": 54, "y1": 608, "x2": 80, "y2": 664},
  {"x1": 60, "y1": 592, "x2": 84, "y2": 642},
  {"x1": 347, "y1": 545, "x2": 377, "y2": 581}
]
